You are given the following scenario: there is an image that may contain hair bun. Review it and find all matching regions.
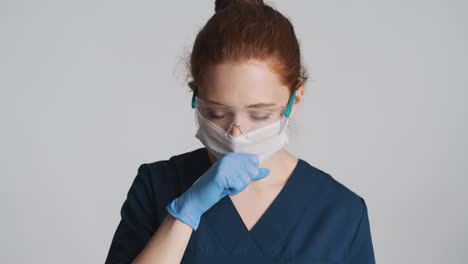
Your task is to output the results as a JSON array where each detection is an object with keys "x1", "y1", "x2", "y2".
[{"x1": 215, "y1": 0, "x2": 264, "y2": 13}]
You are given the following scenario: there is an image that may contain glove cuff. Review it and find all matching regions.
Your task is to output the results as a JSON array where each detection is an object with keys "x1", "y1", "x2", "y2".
[{"x1": 165, "y1": 197, "x2": 201, "y2": 231}]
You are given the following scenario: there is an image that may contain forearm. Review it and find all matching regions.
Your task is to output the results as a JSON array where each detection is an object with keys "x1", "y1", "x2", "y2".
[{"x1": 131, "y1": 214, "x2": 193, "y2": 264}]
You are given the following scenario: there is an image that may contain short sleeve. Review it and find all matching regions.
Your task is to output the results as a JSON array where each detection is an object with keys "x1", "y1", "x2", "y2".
[
  {"x1": 344, "y1": 197, "x2": 376, "y2": 264},
  {"x1": 104, "y1": 164, "x2": 158, "y2": 264}
]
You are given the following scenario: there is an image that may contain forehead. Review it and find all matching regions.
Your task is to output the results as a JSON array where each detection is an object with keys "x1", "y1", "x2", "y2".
[{"x1": 199, "y1": 60, "x2": 289, "y2": 107}]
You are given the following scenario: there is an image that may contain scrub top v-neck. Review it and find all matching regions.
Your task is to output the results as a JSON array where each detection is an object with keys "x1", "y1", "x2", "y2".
[{"x1": 104, "y1": 147, "x2": 376, "y2": 264}]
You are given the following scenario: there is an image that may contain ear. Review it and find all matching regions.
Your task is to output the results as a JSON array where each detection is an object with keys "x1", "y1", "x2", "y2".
[{"x1": 288, "y1": 84, "x2": 305, "y2": 118}]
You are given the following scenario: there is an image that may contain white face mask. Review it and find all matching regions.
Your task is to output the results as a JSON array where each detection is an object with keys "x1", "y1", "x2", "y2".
[{"x1": 194, "y1": 109, "x2": 290, "y2": 164}]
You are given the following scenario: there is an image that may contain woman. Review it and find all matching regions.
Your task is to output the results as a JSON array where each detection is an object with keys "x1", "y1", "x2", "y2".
[{"x1": 105, "y1": 0, "x2": 376, "y2": 263}]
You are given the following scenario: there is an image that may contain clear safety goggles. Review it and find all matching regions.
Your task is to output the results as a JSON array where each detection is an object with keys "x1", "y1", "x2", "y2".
[{"x1": 191, "y1": 90, "x2": 296, "y2": 140}]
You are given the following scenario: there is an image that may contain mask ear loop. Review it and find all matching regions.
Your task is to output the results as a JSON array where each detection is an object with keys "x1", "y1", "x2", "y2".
[
  {"x1": 194, "y1": 107, "x2": 200, "y2": 128},
  {"x1": 192, "y1": 90, "x2": 200, "y2": 130}
]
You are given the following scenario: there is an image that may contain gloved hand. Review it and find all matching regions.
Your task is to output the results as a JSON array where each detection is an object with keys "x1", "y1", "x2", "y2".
[{"x1": 166, "y1": 152, "x2": 271, "y2": 231}]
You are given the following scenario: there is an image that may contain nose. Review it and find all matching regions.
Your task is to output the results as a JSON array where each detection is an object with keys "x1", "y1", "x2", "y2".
[{"x1": 226, "y1": 123, "x2": 244, "y2": 137}]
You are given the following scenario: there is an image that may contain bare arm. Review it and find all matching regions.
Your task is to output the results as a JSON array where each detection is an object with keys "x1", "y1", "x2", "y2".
[{"x1": 131, "y1": 214, "x2": 193, "y2": 264}]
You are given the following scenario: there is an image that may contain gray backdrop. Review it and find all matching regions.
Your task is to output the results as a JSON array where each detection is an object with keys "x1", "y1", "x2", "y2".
[{"x1": 1, "y1": 0, "x2": 467, "y2": 263}]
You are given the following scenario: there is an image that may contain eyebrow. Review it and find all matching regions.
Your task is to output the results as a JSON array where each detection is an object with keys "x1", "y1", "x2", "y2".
[
  {"x1": 246, "y1": 102, "x2": 278, "y2": 108},
  {"x1": 205, "y1": 99, "x2": 278, "y2": 108}
]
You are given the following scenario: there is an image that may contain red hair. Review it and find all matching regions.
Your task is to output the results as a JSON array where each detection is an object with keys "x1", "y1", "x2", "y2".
[{"x1": 186, "y1": 0, "x2": 309, "y2": 96}]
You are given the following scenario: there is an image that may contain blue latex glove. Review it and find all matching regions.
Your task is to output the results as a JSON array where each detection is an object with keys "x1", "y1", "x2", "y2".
[{"x1": 166, "y1": 152, "x2": 271, "y2": 231}]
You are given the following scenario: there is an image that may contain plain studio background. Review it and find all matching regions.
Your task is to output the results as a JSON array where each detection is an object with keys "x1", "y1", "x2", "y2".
[{"x1": 1, "y1": 0, "x2": 467, "y2": 263}]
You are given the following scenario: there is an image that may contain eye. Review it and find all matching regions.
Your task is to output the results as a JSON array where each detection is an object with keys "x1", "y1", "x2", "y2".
[
  {"x1": 251, "y1": 114, "x2": 272, "y2": 121},
  {"x1": 199, "y1": 106, "x2": 228, "y2": 119},
  {"x1": 207, "y1": 109, "x2": 231, "y2": 119},
  {"x1": 208, "y1": 112, "x2": 225, "y2": 119}
]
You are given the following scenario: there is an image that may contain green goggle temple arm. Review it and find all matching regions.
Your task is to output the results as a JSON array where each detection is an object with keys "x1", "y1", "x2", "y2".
[
  {"x1": 191, "y1": 90, "x2": 198, "y2": 109},
  {"x1": 191, "y1": 90, "x2": 296, "y2": 118}
]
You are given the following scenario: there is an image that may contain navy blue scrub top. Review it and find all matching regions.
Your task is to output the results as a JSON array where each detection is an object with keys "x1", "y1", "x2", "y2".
[{"x1": 105, "y1": 147, "x2": 376, "y2": 264}]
